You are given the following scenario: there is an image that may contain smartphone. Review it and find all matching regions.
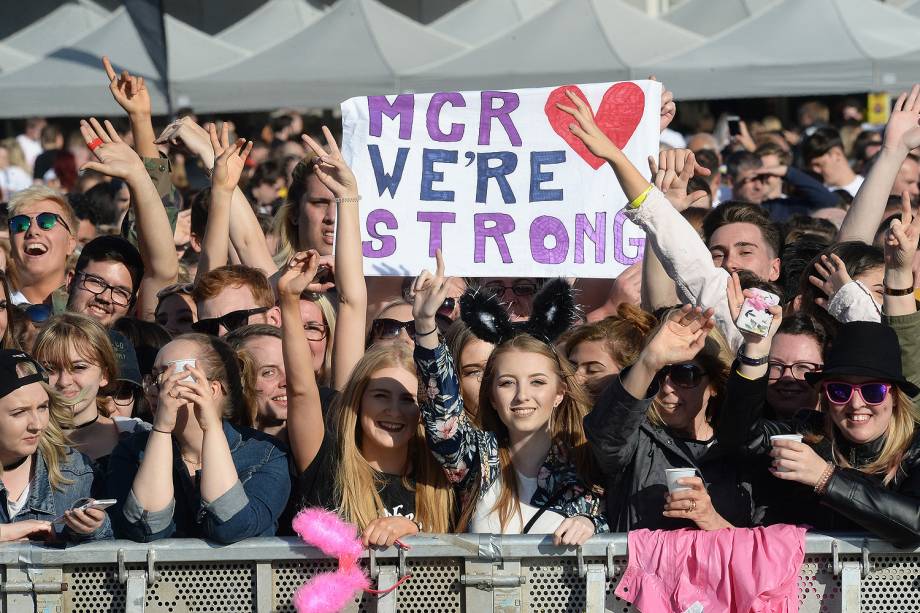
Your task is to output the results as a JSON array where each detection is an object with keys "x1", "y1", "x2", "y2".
[
  {"x1": 168, "y1": 359, "x2": 196, "y2": 384},
  {"x1": 735, "y1": 288, "x2": 781, "y2": 337},
  {"x1": 727, "y1": 115, "x2": 741, "y2": 136},
  {"x1": 52, "y1": 498, "x2": 117, "y2": 524}
]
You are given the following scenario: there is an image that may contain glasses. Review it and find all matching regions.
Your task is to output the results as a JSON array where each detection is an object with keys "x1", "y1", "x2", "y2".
[
  {"x1": 156, "y1": 283, "x2": 194, "y2": 300},
  {"x1": 371, "y1": 314, "x2": 451, "y2": 341},
  {"x1": 658, "y1": 363, "x2": 707, "y2": 389},
  {"x1": 304, "y1": 322, "x2": 328, "y2": 341},
  {"x1": 15, "y1": 304, "x2": 53, "y2": 325},
  {"x1": 402, "y1": 293, "x2": 456, "y2": 318},
  {"x1": 112, "y1": 382, "x2": 138, "y2": 407},
  {"x1": 481, "y1": 281, "x2": 538, "y2": 299},
  {"x1": 768, "y1": 361, "x2": 823, "y2": 381},
  {"x1": 9, "y1": 212, "x2": 72, "y2": 235},
  {"x1": 191, "y1": 306, "x2": 270, "y2": 336},
  {"x1": 77, "y1": 273, "x2": 133, "y2": 307},
  {"x1": 824, "y1": 381, "x2": 892, "y2": 406}
]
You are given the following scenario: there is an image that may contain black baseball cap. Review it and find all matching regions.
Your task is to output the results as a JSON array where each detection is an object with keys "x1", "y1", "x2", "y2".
[{"x1": 0, "y1": 350, "x2": 48, "y2": 400}]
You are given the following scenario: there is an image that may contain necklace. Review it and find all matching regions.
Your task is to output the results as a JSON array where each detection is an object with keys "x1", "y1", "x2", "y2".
[
  {"x1": 181, "y1": 453, "x2": 201, "y2": 467},
  {"x1": 73, "y1": 414, "x2": 100, "y2": 430},
  {"x1": 3, "y1": 455, "x2": 28, "y2": 471}
]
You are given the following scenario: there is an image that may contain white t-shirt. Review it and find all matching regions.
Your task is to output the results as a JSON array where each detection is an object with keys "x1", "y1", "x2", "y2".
[
  {"x1": 471, "y1": 471, "x2": 566, "y2": 535},
  {"x1": 828, "y1": 174, "x2": 864, "y2": 197},
  {"x1": 0, "y1": 166, "x2": 32, "y2": 197},
  {"x1": 16, "y1": 135, "x2": 42, "y2": 169},
  {"x1": 6, "y1": 483, "x2": 30, "y2": 519}
]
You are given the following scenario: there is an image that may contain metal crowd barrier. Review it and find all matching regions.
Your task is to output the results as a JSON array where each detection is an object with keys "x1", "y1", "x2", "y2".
[{"x1": 0, "y1": 532, "x2": 915, "y2": 612}]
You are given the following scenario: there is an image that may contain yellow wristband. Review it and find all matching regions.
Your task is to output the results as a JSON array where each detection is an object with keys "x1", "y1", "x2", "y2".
[{"x1": 628, "y1": 185, "x2": 654, "y2": 209}]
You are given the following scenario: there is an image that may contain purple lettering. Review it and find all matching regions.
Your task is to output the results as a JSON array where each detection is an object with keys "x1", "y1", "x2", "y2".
[
  {"x1": 575, "y1": 212, "x2": 606, "y2": 264},
  {"x1": 473, "y1": 213, "x2": 515, "y2": 263},
  {"x1": 529, "y1": 215, "x2": 569, "y2": 265},
  {"x1": 426, "y1": 92, "x2": 466, "y2": 142},
  {"x1": 417, "y1": 211, "x2": 457, "y2": 257},
  {"x1": 478, "y1": 91, "x2": 522, "y2": 147},
  {"x1": 367, "y1": 94, "x2": 414, "y2": 140},
  {"x1": 613, "y1": 209, "x2": 644, "y2": 265},
  {"x1": 363, "y1": 209, "x2": 398, "y2": 258}
]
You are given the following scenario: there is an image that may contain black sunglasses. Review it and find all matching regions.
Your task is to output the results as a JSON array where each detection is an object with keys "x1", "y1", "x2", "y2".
[
  {"x1": 371, "y1": 313, "x2": 451, "y2": 341},
  {"x1": 192, "y1": 306, "x2": 270, "y2": 336},
  {"x1": 9, "y1": 212, "x2": 72, "y2": 235},
  {"x1": 658, "y1": 363, "x2": 707, "y2": 389}
]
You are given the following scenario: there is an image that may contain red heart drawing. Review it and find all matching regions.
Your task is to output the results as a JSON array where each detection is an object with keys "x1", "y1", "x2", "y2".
[{"x1": 544, "y1": 83, "x2": 645, "y2": 169}]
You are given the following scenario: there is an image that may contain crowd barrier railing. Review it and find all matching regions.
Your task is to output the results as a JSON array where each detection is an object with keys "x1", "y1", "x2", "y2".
[{"x1": 0, "y1": 532, "x2": 915, "y2": 612}]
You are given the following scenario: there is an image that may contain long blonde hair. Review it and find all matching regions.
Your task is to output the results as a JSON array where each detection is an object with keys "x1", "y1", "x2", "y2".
[
  {"x1": 332, "y1": 344, "x2": 454, "y2": 532},
  {"x1": 32, "y1": 313, "x2": 118, "y2": 418},
  {"x1": 819, "y1": 387, "x2": 920, "y2": 485},
  {"x1": 465, "y1": 334, "x2": 597, "y2": 532}
]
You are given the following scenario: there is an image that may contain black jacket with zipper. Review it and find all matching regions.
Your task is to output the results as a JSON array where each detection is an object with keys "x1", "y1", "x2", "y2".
[
  {"x1": 718, "y1": 367, "x2": 920, "y2": 548},
  {"x1": 584, "y1": 371, "x2": 754, "y2": 532}
]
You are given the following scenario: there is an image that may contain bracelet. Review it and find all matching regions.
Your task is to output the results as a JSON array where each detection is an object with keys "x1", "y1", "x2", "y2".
[
  {"x1": 412, "y1": 519, "x2": 423, "y2": 533},
  {"x1": 736, "y1": 346, "x2": 769, "y2": 366},
  {"x1": 414, "y1": 327, "x2": 438, "y2": 338},
  {"x1": 813, "y1": 462, "x2": 835, "y2": 495},
  {"x1": 627, "y1": 185, "x2": 654, "y2": 209},
  {"x1": 884, "y1": 284, "x2": 914, "y2": 296},
  {"x1": 152, "y1": 426, "x2": 172, "y2": 435},
  {"x1": 334, "y1": 196, "x2": 361, "y2": 204}
]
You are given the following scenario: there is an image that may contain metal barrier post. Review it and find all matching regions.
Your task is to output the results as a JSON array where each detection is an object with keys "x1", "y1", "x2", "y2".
[
  {"x1": 375, "y1": 565, "x2": 399, "y2": 613},
  {"x1": 254, "y1": 561, "x2": 272, "y2": 613}
]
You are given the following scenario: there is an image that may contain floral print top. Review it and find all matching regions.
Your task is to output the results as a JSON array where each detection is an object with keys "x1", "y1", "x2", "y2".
[{"x1": 414, "y1": 343, "x2": 608, "y2": 533}]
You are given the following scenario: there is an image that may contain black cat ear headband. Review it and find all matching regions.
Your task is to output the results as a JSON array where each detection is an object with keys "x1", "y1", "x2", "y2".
[{"x1": 459, "y1": 278, "x2": 579, "y2": 346}]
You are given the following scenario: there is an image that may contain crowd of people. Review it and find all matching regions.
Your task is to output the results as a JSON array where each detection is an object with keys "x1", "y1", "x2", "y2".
[{"x1": 0, "y1": 55, "x2": 918, "y2": 554}]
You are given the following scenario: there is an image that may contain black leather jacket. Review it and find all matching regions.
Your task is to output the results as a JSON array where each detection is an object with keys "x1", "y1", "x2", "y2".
[{"x1": 718, "y1": 367, "x2": 920, "y2": 548}]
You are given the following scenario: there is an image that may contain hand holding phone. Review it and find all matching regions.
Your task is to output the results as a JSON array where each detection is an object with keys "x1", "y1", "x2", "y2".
[
  {"x1": 52, "y1": 498, "x2": 117, "y2": 524},
  {"x1": 735, "y1": 288, "x2": 781, "y2": 337},
  {"x1": 727, "y1": 115, "x2": 741, "y2": 136}
]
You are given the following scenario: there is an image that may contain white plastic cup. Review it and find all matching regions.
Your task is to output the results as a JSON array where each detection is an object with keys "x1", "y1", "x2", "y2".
[
  {"x1": 770, "y1": 434, "x2": 803, "y2": 472},
  {"x1": 665, "y1": 468, "x2": 697, "y2": 493},
  {"x1": 168, "y1": 359, "x2": 197, "y2": 384}
]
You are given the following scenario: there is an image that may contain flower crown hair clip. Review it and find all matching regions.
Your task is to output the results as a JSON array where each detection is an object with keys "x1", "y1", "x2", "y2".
[{"x1": 459, "y1": 278, "x2": 579, "y2": 346}]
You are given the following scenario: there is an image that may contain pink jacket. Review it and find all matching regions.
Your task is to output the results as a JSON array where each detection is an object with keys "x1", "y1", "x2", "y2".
[{"x1": 615, "y1": 525, "x2": 806, "y2": 613}]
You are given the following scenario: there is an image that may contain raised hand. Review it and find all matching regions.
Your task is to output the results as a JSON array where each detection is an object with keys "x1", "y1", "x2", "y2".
[
  {"x1": 555, "y1": 89, "x2": 620, "y2": 161},
  {"x1": 726, "y1": 271, "x2": 782, "y2": 350},
  {"x1": 154, "y1": 364, "x2": 187, "y2": 433},
  {"x1": 648, "y1": 149, "x2": 711, "y2": 211},
  {"x1": 103, "y1": 56, "x2": 151, "y2": 117},
  {"x1": 586, "y1": 262, "x2": 642, "y2": 322},
  {"x1": 208, "y1": 123, "x2": 252, "y2": 193},
  {"x1": 278, "y1": 250, "x2": 333, "y2": 299},
  {"x1": 639, "y1": 305, "x2": 715, "y2": 372},
  {"x1": 80, "y1": 117, "x2": 145, "y2": 180},
  {"x1": 883, "y1": 84, "x2": 920, "y2": 157},
  {"x1": 301, "y1": 126, "x2": 358, "y2": 198},
  {"x1": 884, "y1": 191, "x2": 920, "y2": 278},
  {"x1": 155, "y1": 117, "x2": 216, "y2": 167},
  {"x1": 808, "y1": 253, "x2": 852, "y2": 308},
  {"x1": 649, "y1": 76, "x2": 676, "y2": 133},
  {"x1": 410, "y1": 249, "x2": 452, "y2": 328},
  {"x1": 177, "y1": 364, "x2": 222, "y2": 432}
]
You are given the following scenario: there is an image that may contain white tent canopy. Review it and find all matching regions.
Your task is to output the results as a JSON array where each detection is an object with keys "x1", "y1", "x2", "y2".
[
  {"x1": 404, "y1": 0, "x2": 701, "y2": 93},
  {"x1": 0, "y1": 7, "x2": 248, "y2": 117},
  {"x1": 0, "y1": 43, "x2": 34, "y2": 76},
  {"x1": 429, "y1": 0, "x2": 556, "y2": 45},
  {"x1": 217, "y1": 0, "x2": 324, "y2": 53},
  {"x1": 905, "y1": 0, "x2": 920, "y2": 17},
  {"x1": 2, "y1": 1, "x2": 108, "y2": 57},
  {"x1": 640, "y1": 0, "x2": 920, "y2": 100},
  {"x1": 662, "y1": 0, "x2": 778, "y2": 36},
  {"x1": 176, "y1": 0, "x2": 467, "y2": 112}
]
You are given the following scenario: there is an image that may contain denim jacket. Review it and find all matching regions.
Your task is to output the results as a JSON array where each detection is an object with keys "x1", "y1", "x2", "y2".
[
  {"x1": 105, "y1": 420, "x2": 291, "y2": 544},
  {"x1": 0, "y1": 449, "x2": 112, "y2": 542}
]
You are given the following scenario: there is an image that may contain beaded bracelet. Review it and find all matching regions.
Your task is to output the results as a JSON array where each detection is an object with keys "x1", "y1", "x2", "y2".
[
  {"x1": 334, "y1": 196, "x2": 361, "y2": 204},
  {"x1": 813, "y1": 462, "x2": 835, "y2": 495}
]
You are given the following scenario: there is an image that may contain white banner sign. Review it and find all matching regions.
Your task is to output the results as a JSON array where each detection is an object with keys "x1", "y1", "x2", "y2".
[{"x1": 341, "y1": 80, "x2": 660, "y2": 278}]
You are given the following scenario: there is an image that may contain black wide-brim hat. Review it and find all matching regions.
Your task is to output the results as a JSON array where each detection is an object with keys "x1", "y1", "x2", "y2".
[{"x1": 804, "y1": 321, "x2": 920, "y2": 397}]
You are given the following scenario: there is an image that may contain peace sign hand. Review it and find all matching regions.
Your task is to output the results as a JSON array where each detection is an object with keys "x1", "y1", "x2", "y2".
[
  {"x1": 80, "y1": 117, "x2": 145, "y2": 180},
  {"x1": 102, "y1": 56, "x2": 151, "y2": 117},
  {"x1": 208, "y1": 123, "x2": 252, "y2": 193},
  {"x1": 301, "y1": 126, "x2": 359, "y2": 198}
]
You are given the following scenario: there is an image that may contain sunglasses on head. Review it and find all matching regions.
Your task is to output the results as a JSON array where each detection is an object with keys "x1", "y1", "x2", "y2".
[
  {"x1": 371, "y1": 314, "x2": 451, "y2": 341},
  {"x1": 191, "y1": 306, "x2": 270, "y2": 336},
  {"x1": 9, "y1": 212, "x2": 71, "y2": 235},
  {"x1": 658, "y1": 363, "x2": 707, "y2": 389},
  {"x1": 14, "y1": 304, "x2": 53, "y2": 325},
  {"x1": 824, "y1": 381, "x2": 891, "y2": 406}
]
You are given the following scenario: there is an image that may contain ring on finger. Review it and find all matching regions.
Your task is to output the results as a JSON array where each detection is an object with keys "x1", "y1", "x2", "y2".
[{"x1": 688, "y1": 500, "x2": 697, "y2": 513}]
